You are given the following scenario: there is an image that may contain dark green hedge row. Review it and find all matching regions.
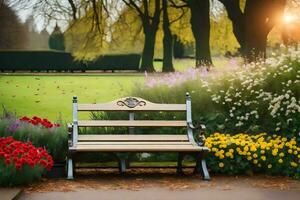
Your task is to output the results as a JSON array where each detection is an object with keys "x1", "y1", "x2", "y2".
[
  {"x1": 85, "y1": 54, "x2": 141, "y2": 71},
  {"x1": 0, "y1": 50, "x2": 141, "y2": 71}
]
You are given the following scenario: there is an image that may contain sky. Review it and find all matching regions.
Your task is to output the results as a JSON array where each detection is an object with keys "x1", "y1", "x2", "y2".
[{"x1": 10, "y1": 1, "x2": 69, "y2": 33}]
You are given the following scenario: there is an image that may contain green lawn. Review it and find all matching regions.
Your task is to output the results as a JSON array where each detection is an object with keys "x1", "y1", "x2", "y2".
[
  {"x1": 0, "y1": 58, "x2": 236, "y2": 122},
  {"x1": 0, "y1": 74, "x2": 143, "y2": 121}
]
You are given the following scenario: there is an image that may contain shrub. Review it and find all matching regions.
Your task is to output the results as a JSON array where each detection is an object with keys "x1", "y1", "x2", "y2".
[
  {"x1": 0, "y1": 50, "x2": 140, "y2": 72},
  {"x1": 0, "y1": 111, "x2": 68, "y2": 163},
  {"x1": 85, "y1": 54, "x2": 141, "y2": 71},
  {"x1": 0, "y1": 136, "x2": 53, "y2": 186},
  {"x1": 131, "y1": 51, "x2": 300, "y2": 138},
  {"x1": 49, "y1": 25, "x2": 65, "y2": 51},
  {"x1": 0, "y1": 50, "x2": 78, "y2": 71},
  {"x1": 206, "y1": 133, "x2": 300, "y2": 179}
]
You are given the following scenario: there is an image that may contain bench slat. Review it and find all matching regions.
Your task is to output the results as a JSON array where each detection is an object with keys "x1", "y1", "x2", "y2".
[
  {"x1": 78, "y1": 120, "x2": 187, "y2": 127},
  {"x1": 77, "y1": 142, "x2": 191, "y2": 145},
  {"x1": 70, "y1": 144, "x2": 208, "y2": 152},
  {"x1": 78, "y1": 135, "x2": 189, "y2": 141},
  {"x1": 78, "y1": 103, "x2": 186, "y2": 112}
]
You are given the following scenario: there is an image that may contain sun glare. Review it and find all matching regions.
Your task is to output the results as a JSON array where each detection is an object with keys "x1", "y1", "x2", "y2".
[{"x1": 283, "y1": 13, "x2": 295, "y2": 24}]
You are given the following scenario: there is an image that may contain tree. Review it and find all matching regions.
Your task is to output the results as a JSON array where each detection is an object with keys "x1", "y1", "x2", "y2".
[
  {"x1": 0, "y1": 1, "x2": 28, "y2": 49},
  {"x1": 122, "y1": 0, "x2": 161, "y2": 72},
  {"x1": 49, "y1": 24, "x2": 65, "y2": 51},
  {"x1": 171, "y1": 0, "x2": 212, "y2": 68},
  {"x1": 162, "y1": 0, "x2": 174, "y2": 72},
  {"x1": 219, "y1": 0, "x2": 287, "y2": 62}
]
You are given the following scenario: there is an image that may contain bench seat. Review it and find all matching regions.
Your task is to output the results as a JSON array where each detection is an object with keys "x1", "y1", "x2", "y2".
[
  {"x1": 70, "y1": 134, "x2": 209, "y2": 152},
  {"x1": 71, "y1": 144, "x2": 208, "y2": 152}
]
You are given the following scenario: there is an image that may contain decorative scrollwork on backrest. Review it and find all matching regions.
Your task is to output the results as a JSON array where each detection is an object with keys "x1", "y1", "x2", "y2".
[{"x1": 117, "y1": 97, "x2": 146, "y2": 108}]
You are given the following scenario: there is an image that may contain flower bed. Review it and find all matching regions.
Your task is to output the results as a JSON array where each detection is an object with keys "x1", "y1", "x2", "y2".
[
  {"x1": 206, "y1": 133, "x2": 300, "y2": 179},
  {"x1": 0, "y1": 136, "x2": 53, "y2": 186},
  {"x1": 0, "y1": 112, "x2": 68, "y2": 163},
  {"x1": 131, "y1": 51, "x2": 300, "y2": 137},
  {"x1": 20, "y1": 116, "x2": 60, "y2": 128}
]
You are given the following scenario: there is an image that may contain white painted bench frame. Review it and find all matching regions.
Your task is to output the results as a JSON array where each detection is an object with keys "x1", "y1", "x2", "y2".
[{"x1": 67, "y1": 93, "x2": 210, "y2": 180}]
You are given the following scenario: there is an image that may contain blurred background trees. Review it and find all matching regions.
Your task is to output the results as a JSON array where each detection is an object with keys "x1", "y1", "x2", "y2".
[{"x1": 1, "y1": 0, "x2": 299, "y2": 71}]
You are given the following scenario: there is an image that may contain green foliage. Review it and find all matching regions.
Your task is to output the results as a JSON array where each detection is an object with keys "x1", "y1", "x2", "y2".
[
  {"x1": 86, "y1": 54, "x2": 141, "y2": 70},
  {"x1": 49, "y1": 24, "x2": 65, "y2": 51},
  {"x1": 0, "y1": 113, "x2": 68, "y2": 162},
  {"x1": 0, "y1": 161, "x2": 45, "y2": 186},
  {"x1": 0, "y1": 50, "x2": 140, "y2": 71},
  {"x1": 0, "y1": 50, "x2": 78, "y2": 71}
]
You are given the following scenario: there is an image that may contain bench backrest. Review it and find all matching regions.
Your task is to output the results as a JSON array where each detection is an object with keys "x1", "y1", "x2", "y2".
[{"x1": 71, "y1": 93, "x2": 195, "y2": 146}]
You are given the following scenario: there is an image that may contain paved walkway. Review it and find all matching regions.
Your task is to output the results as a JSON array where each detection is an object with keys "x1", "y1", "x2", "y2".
[
  {"x1": 19, "y1": 187, "x2": 300, "y2": 200},
  {"x1": 0, "y1": 188, "x2": 23, "y2": 200},
  {"x1": 17, "y1": 169, "x2": 300, "y2": 200}
]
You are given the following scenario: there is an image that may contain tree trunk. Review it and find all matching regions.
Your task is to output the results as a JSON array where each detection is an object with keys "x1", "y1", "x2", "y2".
[
  {"x1": 219, "y1": 0, "x2": 286, "y2": 62},
  {"x1": 219, "y1": 0, "x2": 246, "y2": 55},
  {"x1": 188, "y1": 0, "x2": 212, "y2": 68},
  {"x1": 140, "y1": 28, "x2": 156, "y2": 72},
  {"x1": 139, "y1": 0, "x2": 161, "y2": 72},
  {"x1": 244, "y1": 0, "x2": 269, "y2": 62},
  {"x1": 162, "y1": 0, "x2": 174, "y2": 72}
]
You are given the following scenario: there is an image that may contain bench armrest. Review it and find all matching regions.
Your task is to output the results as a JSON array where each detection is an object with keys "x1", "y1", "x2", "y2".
[
  {"x1": 67, "y1": 123, "x2": 73, "y2": 147},
  {"x1": 187, "y1": 122, "x2": 206, "y2": 146}
]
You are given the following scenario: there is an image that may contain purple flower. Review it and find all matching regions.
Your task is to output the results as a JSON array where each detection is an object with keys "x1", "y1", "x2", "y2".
[{"x1": 7, "y1": 120, "x2": 21, "y2": 133}]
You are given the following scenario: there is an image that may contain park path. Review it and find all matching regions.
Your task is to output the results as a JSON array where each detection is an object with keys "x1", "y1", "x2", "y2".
[
  {"x1": 19, "y1": 187, "x2": 300, "y2": 200},
  {"x1": 17, "y1": 169, "x2": 300, "y2": 200}
]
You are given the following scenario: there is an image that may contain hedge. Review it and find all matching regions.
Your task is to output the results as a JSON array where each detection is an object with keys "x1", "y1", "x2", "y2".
[
  {"x1": 85, "y1": 54, "x2": 141, "y2": 71},
  {"x1": 0, "y1": 50, "x2": 141, "y2": 72},
  {"x1": 0, "y1": 50, "x2": 79, "y2": 71}
]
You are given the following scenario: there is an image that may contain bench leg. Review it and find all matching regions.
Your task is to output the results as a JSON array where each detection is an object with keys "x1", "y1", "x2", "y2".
[
  {"x1": 119, "y1": 159, "x2": 126, "y2": 174},
  {"x1": 200, "y1": 159, "x2": 210, "y2": 180},
  {"x1": 177, "y1": 153, "x2": 184, "y2": 175},
  {"x1": 67, "y1": 157, "x2": 74, "y2": 180},
  {"x1": 194, "y1": 154, "x2": 210, "y2": 180}
]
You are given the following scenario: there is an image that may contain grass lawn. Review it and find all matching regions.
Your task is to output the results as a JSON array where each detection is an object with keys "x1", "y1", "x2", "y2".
[
  {"x1": 0, "y1": 58, "x2": 237, "y2": 121},
  {"x1": 0, "y1": 74, "x2": 144, "y2": 121}
]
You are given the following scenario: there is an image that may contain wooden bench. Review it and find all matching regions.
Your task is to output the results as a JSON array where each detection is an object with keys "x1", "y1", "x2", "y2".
[{"x1": 67, "y1": 93, "x2": 210, "y2": 180}]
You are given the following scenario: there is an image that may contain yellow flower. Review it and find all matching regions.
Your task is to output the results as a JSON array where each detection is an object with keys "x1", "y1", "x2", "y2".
[
  {"x1": 253, "y1": 159, "x2": 258, "y2": 164},
  {"x1": 219, "y1": 162, "x2": 224, "y2": 168},
  {"x1": 229, "y1": 149, "x2": 234, "y2": 153},
  {"x1": 272, "y1": 149, "x2": 278, "y2": 156},
  {"x1": 278, "y1": 159, "x2": 283, "y2": 164},
  {"x1": 260, "y1": 150, "x2": 265, "y2": 154},
  {"x1": 212, "y1": 147, "x2": 218, "y2": 152},
  {"x1": 250, "y1": 145, "x2": 257, "y2": 152},
  {"x1": 261, "y1": 156, "x2": 266, "y2": 161},
  {"x1": 253, "y1": 153, "x2": 258, "y2": 158},
  {"x1": 279, "y1": 152, "x2": 284, "y2": 157},
  {"x1": 268, "y1": 164, "x2": 272, "y2": 169},
  {"x1": 244, "y1": 146, "x2": 249, "y2": 152},
  {"x1": 290, "y1": 162, "x2": 298, "y2": 167},
  {"x1": 294, "y1": 151, "x2": 298, "y2": 155},
  {"x1": 225, "y1": 152, "x2": 232, "y2": 157},
  {"x1": 247, "y1": 156, "x2": 252, "y2": 161},
  {"x1": 298, "y1": 154, "x2": 300, "y2": 159},
  {"x1": 258, "y1": 163, "x2": 262, "y2": 167},
  {"x1": 219, "y1": 155, "x2": 225, "y2": 159},
  {"x1": 288, "y1": 149, "x2": 293, "y2": 154}
]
